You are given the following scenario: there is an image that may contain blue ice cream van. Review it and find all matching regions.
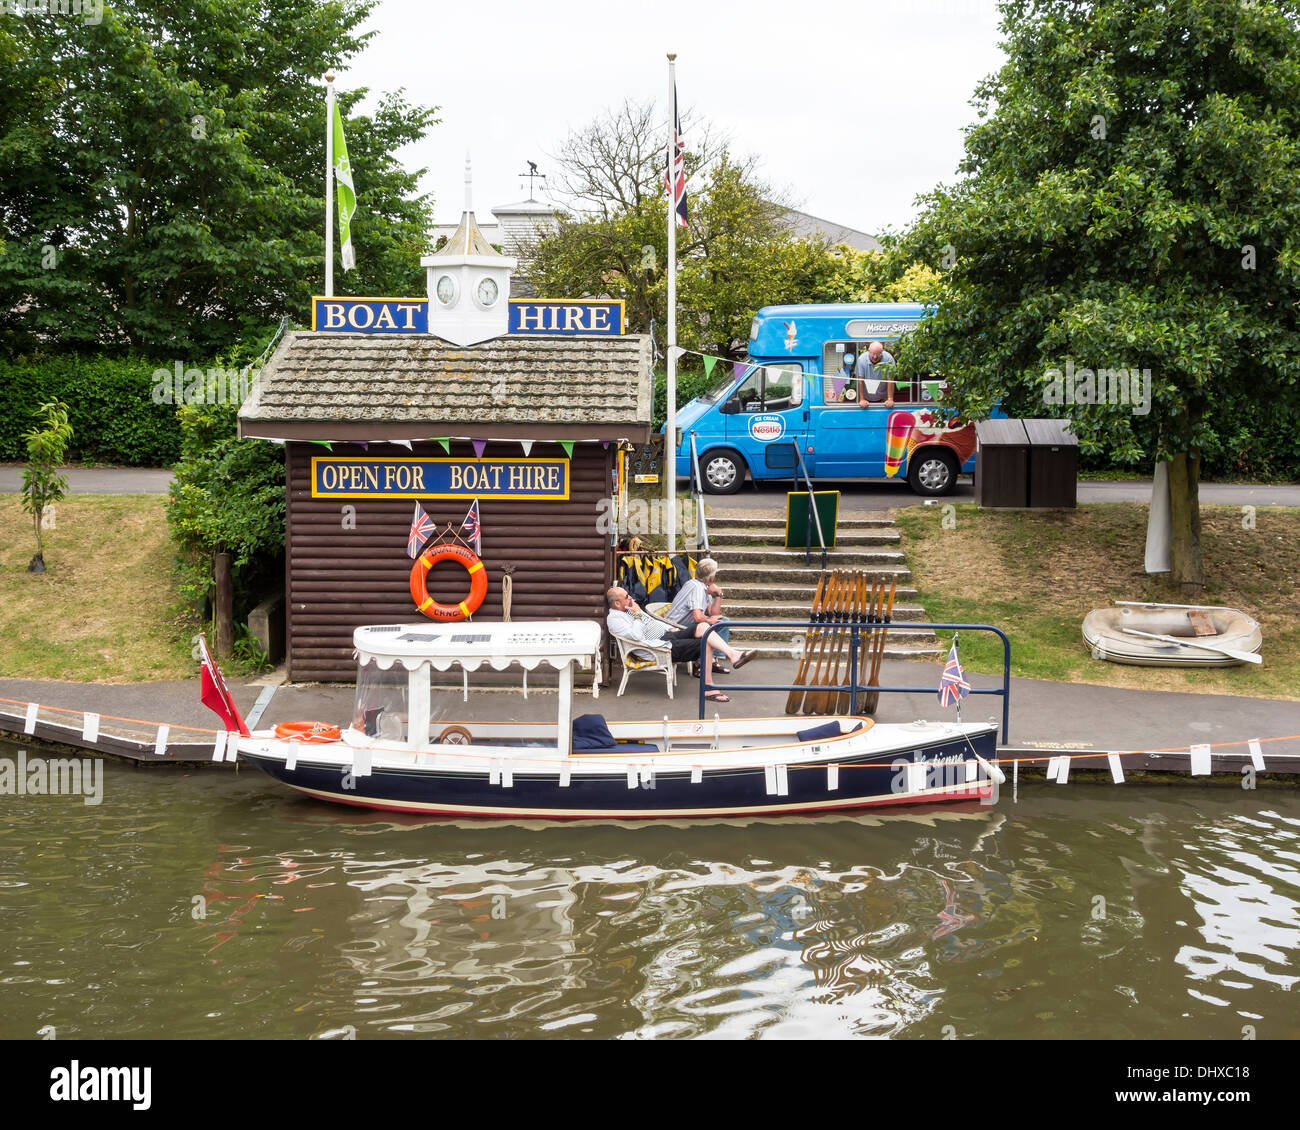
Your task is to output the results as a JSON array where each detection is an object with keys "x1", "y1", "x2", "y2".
[{"x1": 671, "y1": 302, "x2": 979, "y2": 496}]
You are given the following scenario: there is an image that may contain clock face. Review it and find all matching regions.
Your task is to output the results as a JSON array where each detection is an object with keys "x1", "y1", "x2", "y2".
[
  {"x1": 476, "y1": 277, "x2": 499, "y2": 306},
  {"x1": 436, "y1": 275, "x2": 456, "y2": 304}
]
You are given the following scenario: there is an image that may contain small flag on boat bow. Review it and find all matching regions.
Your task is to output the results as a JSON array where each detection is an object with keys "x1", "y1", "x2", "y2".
[
  {"x1": 938, "y1": 635, "x2": 971, "y2": 708},
  {"x1": 199, "y1": 634, "x2": 250, "y2": 736}
]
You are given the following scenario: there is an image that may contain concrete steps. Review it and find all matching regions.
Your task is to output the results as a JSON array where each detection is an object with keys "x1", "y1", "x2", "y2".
[{"x1": 699, "y1": 504, "x2": 941, "y2": 660}]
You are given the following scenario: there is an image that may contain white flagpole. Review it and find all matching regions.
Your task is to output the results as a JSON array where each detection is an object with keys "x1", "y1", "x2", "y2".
[
  {"x1": 666, "y1": 53, "x2": 678, "y2": 556},
  {"x1": 325, "y1": 70, "x2": 335, "y2": 297}
]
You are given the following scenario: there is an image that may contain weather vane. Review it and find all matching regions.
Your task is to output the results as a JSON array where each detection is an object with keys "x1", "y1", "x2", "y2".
[{"x1": 518, "y1": 160, "x2": 547, "y2": 201}]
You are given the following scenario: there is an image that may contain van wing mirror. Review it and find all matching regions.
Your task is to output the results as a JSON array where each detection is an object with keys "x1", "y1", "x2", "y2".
[{"x1": 719, "y1": 397, "x2": 740, "y2": 415}]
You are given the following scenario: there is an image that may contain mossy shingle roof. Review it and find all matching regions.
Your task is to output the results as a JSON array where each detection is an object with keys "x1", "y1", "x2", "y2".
[{"x1": 240, "y1": 331, "x2": 653, "y2": 440}]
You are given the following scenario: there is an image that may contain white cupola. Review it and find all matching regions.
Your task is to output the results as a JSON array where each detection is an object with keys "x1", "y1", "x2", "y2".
[{"x1": 420, "y1": 156, "x2": 517, "y2": 346}]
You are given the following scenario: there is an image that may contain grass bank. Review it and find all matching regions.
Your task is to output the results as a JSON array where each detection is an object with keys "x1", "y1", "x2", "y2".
[
  {"x1": 895, "y1": 502, "x2": 1300, "y2": 701},
  {"x1": 0, "y1": 495, "x2": 193, "y2": 682}
]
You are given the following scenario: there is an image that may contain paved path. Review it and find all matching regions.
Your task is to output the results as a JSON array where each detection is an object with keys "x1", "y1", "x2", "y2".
[
  {"x1": 1, "y1": 466, "x2": 1295, "y2": 506},
  {"x1": 3, "y1": 660, "x2": 1297, "y2": 770},
  {"x1": 0, "y1": 465, "x2": 174, "y2": 494},
  {"x1": 699, "y1": 478, "x2": 1300, "y2": 511}
]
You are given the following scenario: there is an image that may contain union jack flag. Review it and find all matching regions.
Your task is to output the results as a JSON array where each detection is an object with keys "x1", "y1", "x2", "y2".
[
  {"x1": 938, "y1": 636, "x2": 971, "y2": 708},
  {"x1": 407, "y1": 500, "x2": 434, "y2": 558},
  {"x1": 460, "y1": 498, "x2": 481, "y2": 555},
  {"x1": 664, "y1": 85, "x2": 687, "y2": 228}
]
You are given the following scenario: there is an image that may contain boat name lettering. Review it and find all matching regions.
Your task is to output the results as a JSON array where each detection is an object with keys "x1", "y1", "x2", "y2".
[{"x1": 312, "y1": 457, "x2": 570, "y2": 500}]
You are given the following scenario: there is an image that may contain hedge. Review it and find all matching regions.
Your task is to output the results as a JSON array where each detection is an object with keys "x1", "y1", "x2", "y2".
[{"x1": 0, "y1": 355, "x2": 182, "y2": 466}]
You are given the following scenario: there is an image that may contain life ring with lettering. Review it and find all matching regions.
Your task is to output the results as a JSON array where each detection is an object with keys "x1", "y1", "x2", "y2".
[
  {"x1": 410, "y1": 543, "x2": 488, "y2": 621},
  {"x1": 274, "y1": 720, "x2": 342, "y2": 743}
]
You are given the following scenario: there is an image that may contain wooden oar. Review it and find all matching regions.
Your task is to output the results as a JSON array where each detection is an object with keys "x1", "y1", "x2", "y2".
[
  {"x1": 798, "y1": 571, "x2": 838, "y2": 715},
  {"x1": 814, "y1": 570, "x2": 852, "y2": 715},
  {"x1": 1120, "y1": 627, "x2": 1262, "y2": 665},
  {"x1": 862, "y1": 577, "x2": 897, "y2": 714},
  {"x1": 856, "y1": 573, "x2": 882, "y2": 710},
  {"x1": 785, "y1": 572, "x2": 827, "y2": 714},
  {"x1": 804, "y1": 571, "x2": 841, "y2": 714},
  {"x1": 835, "y1": 571, "x2": 861, "y2": 715}
]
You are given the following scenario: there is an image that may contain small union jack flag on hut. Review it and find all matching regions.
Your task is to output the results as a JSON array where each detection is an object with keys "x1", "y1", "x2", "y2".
[
  {"x1": 938, "y1": 636, "x2": 971, "y2": 708},
  {"x1": 407, "y1": 500, "x2": 435, "y2": 558},
  {"x1": 460, "y1": 498, "x2": 481, "y2": 556}
]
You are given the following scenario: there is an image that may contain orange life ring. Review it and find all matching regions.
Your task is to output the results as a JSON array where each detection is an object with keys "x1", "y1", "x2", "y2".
[
  {"x1": 274, "y1": 720, "x2": 341, "y2": 743},
  {"x1": 410, "y1": 542, "x2": 488, "y2": 621}
]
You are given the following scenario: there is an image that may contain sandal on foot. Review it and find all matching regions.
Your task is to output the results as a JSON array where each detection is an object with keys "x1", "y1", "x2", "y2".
[
  {"x1": 705, "y1": 691, "x2": 730, "y2": 703},
  {"x1": 732, "y1": 649, "x2": 758, "y2": 670}
]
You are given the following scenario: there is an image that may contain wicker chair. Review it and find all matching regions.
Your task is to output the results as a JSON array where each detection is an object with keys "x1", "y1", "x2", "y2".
[{"x1": 611, "y1": 631, "x2": 676, "y2": 699}]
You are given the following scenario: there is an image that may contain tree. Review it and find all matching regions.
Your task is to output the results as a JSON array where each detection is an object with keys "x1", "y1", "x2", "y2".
[
  {"x1": 902, "y1": 0, "x2": 1300, "y2": 591},
  {"x1": 531, "y1": 99, "x2": 842, "y2": 359},
  {"x1": 0, "y1": 0, "x2": 437, "y2": 356},
  {"x1": 166, "y1": 390, "x2": 285, "y2": 658},
  {"x1": 20, "y1": 400, "x2": 73, "y2": 574}
]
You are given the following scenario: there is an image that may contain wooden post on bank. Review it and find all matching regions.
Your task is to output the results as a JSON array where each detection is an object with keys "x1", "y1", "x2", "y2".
[{"x1": 215, "y1": 551, "x2": 234, "y2": 659}]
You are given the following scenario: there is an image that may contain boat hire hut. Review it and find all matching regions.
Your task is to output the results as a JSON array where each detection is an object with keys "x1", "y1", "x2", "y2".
[{"x1": 239, "y1": 196, "x2": 652, "y2": 681}]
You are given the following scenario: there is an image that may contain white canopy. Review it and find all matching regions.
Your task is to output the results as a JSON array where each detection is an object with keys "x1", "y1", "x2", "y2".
[{"x1": 354, "y1": 621, "x2": 602, "y2": 673}]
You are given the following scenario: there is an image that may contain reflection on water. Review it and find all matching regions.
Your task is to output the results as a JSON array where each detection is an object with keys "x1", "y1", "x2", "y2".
[{"x1": 0, "y1": 742, "x2": 1297, "y2": 1039}]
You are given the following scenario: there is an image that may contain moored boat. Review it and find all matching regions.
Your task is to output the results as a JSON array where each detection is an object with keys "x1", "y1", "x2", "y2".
[
  {"x1": 1082, "y1": 602, "x2": 1262, "y2": 667},
  {"x1": 222, "y1": 622, "x2": 1003, "y2": 819}
]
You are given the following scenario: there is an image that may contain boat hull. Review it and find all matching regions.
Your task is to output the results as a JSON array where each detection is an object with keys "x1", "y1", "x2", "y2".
[{"x1": 238, "y1": 725, "x2": 1000, "y2": 820}]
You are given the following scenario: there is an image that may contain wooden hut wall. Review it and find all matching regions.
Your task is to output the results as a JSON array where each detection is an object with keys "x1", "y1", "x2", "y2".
[{"x1": 286, "y1": 441, "x2": 614, "y2": 681}]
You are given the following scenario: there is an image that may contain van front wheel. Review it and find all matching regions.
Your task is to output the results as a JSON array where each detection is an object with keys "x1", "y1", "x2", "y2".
[
  {"x1": 701, "y1": 449, "x2": 746, "y2": 494},
  {"x1": 907, "y1": 449, "x2": 958, "y2": 497}
]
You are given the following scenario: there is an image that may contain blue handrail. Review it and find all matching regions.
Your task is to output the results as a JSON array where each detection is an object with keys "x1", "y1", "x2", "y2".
[{"x1": 697, "y1": 620, "x2": 1012, "y2": 743}]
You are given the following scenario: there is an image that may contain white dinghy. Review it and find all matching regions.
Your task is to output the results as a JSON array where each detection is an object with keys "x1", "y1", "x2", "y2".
[{"x1": 1082, "y1": 602, "x2": 1263, "y2": 667}]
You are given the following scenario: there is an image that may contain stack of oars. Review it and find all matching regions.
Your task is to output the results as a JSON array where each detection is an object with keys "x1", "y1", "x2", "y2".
[{"x1": 785, "y1": 570, "x2": 897, "y2": 716}]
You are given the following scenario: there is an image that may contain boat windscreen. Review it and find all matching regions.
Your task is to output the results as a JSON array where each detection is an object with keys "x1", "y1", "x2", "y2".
[{"x1": 354, "y1": 661, "x2": 409, "y2": 741}]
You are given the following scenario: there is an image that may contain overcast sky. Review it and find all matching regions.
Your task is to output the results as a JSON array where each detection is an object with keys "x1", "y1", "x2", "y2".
[{"x1": 338, "y1": 0, "x2": 1008, "y2": 236}]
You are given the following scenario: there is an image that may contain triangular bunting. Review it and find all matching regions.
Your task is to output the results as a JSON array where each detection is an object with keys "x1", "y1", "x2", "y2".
[
  {"x1": 472, "y1": 439, "x2": 487, "y2": 459},
  {"x1": 431, "y1": 437, "x2": 450, "y2": 454},
  {"x1": 310, "y1": 440, "x2": 333, "y2": 451},
  {"x1": 559, "y1": 440, "x2": 574, "y2": 458},
  {"x1": 520, "y1": 440, "x2": 534, "y2": 457},
  {"x1": 703, "y1": 355, "x2": 717, "y2": 378},
  {"x1": 391, "y1": 439, "x2": 413, "y2": 451}
]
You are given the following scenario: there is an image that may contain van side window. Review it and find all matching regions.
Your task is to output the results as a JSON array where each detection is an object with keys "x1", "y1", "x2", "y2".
[{"x1": 732, "y1": 365, "x2": 803, "y2": 412}]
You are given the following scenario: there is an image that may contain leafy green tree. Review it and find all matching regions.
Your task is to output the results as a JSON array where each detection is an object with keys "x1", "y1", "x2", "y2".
[
  {"x1": 166, "y1": 389, "x2": 285, "y2": 654},
  {"x1": 0, "y1": 0, "x2": 437, "y2": 356},
  {"x1": 20, "y1": 399, "x2": 73, "y2": 574},
  {"x1": 903, "y1": 0, "x2": 1300, "y2": 591}
]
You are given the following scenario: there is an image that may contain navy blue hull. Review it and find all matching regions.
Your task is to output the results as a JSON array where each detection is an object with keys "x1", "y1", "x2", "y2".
[{"x1": 240, "y1": 730, "x2": 1000, "y2": 818}]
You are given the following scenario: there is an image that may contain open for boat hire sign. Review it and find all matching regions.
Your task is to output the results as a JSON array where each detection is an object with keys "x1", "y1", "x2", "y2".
[{"x1": 311, "y1": 456, "x2": 570, "y2": 500}]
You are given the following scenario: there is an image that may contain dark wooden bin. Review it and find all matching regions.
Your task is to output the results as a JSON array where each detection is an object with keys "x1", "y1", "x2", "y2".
[
  {"x1": 974, "y1": 419, "x2": 1030, "y2": 507},
  {"x1": 1025, "y1": 418, "x2": 1079, "y2": 508}
]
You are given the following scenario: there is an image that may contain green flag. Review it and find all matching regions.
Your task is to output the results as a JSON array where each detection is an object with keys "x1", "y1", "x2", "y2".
[
  {"x1": 703, "y1": 355, "x2": 717, "y2": 378},
  {"x1": 332, "y1": 100, "x2": 357, "y2": 271}
]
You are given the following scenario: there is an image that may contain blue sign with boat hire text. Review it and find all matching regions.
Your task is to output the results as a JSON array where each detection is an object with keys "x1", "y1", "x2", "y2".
[
  {"x1": 311, "y1": 457, "x2": 570, "y2": 500},
  {"x1": 313, "y1": 297, "x2": 428, "y2": 333},
  {"x1": 310, "y1": 297, "x2": 624, "y2": 336},
  {"x1": 508, "y1": 299, "x2": 623, "y2": 336}
]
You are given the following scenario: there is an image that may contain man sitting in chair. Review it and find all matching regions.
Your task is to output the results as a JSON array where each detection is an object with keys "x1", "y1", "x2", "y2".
[{"x1": 606, "y1": 586, "x2": 755, "y2": 704}]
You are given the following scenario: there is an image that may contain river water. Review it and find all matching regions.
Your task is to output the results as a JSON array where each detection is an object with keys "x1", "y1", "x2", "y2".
[{"x1": 2, "y1": 740, "x2": 1297, "y2": 1040}]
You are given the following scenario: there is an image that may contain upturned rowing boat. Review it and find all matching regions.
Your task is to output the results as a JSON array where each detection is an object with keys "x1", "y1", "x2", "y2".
[{"x1": 1082, "y1": 603, "x2": 1262, "y2": 667}]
